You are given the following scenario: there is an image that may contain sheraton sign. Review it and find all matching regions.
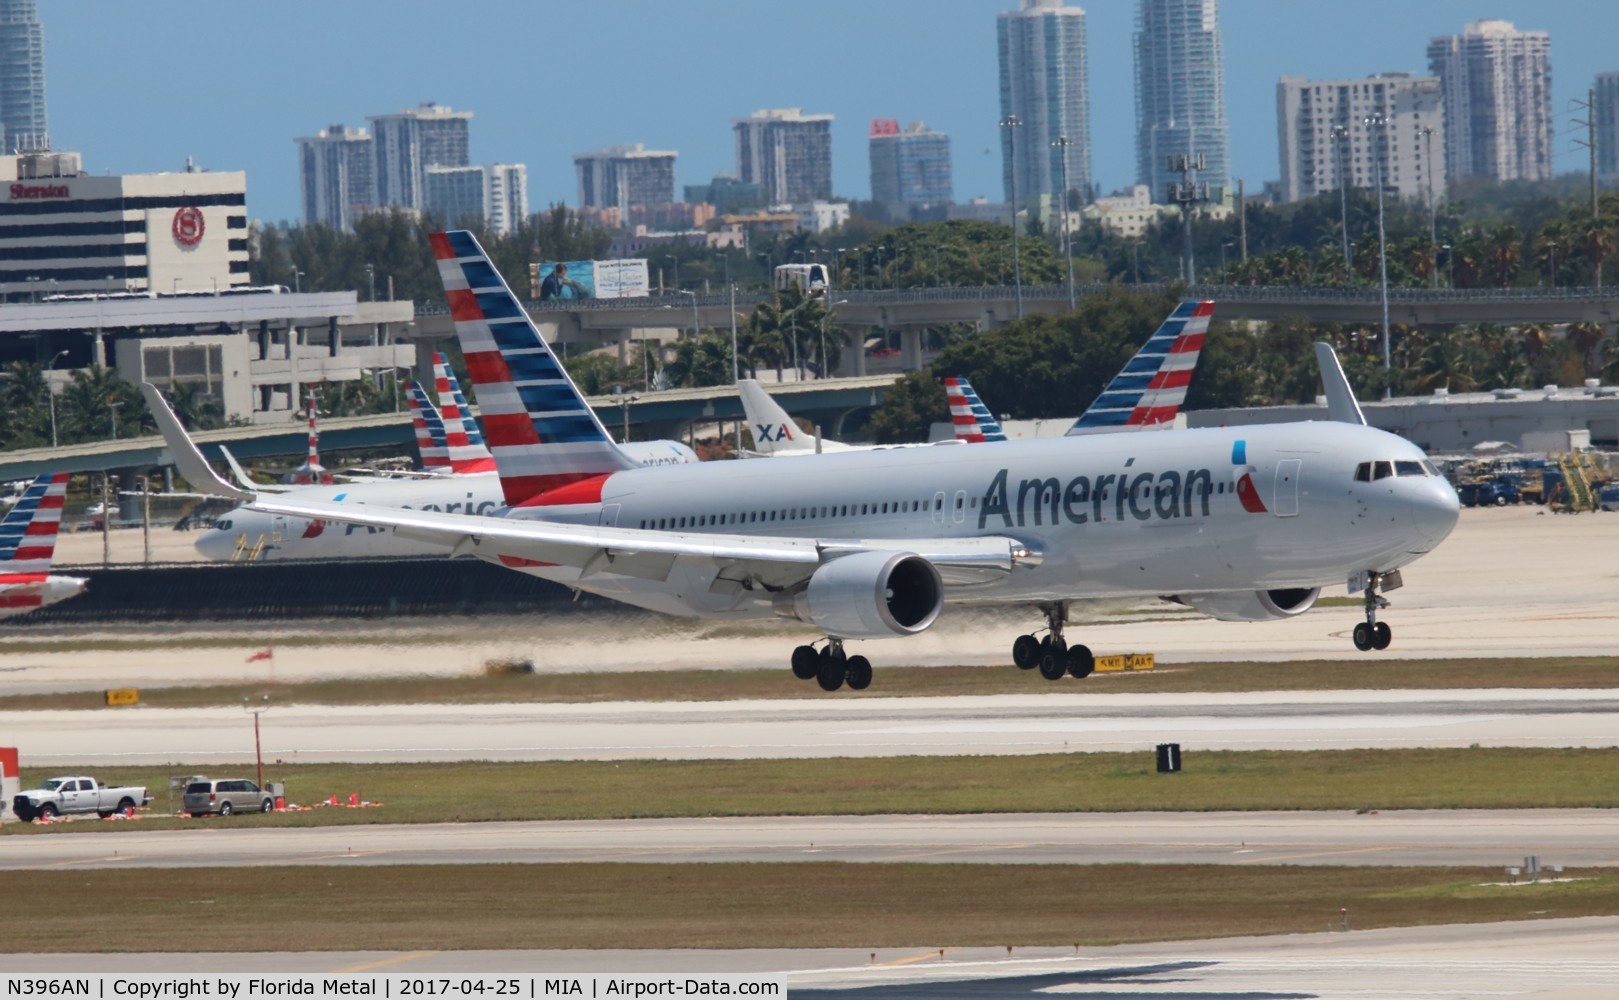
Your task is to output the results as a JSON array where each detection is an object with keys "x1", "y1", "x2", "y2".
[{"x1": 9, "y1": 182, "x2": 69, "y2": 199}]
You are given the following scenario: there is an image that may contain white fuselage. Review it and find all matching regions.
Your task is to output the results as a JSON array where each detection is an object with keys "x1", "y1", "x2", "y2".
[
  {"x1": 489, "y1": 421, "x2": 1458, "y2": 620},
  {"x1": 0, "y1": 574, "x2": 86, "y2": 617},
  {"x1": 195, "y1": 440, "x2": 697, "y2": 562}
]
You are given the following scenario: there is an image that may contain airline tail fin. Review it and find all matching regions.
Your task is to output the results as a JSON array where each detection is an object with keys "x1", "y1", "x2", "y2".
[
  {"x1": 736, "y1": 379, "x2": 812, "y2": 454},
  {"x1": 431, "y1": 351, "x2": 495, "y2": 471},
  {"x1": 0, "y1": 472, "x2": 69, "y2": 575},
  {"x1": 1067, "y1": 300, "x2": 1212, "y2": 435},
  {"x1": 406, "y1": 379, "x2": 452, "y2": 470},
  {"x1": 1314, "y1": 342, "x2": 1367, "y2": 426},
  {"x1": 431, "y1": 229, "x2": 637, "y2": 506},
  {"x1": 942, "y1": 377, "x2": 1007, "y2": 443}
]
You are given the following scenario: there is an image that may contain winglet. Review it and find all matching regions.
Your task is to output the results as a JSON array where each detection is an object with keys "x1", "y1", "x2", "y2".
[
  {"x1": 943, "y1": 377, "x2": 1007, "y2": 443},
  {"x1": 0, "y1": 472, "x2": 70, "y2": 574},
  {"x1": 140, "y1": 382, "x2": 256, "y2": 502},
  {"x1": 1314, "y1": 342, "x2": 1367, "y2": 426}
]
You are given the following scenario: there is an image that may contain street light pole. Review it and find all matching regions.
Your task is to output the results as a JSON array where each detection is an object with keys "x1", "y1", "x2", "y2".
[
  {"x1": 365, "y1": 263, "x2": 375, "y2": 302},
  {"x1": 678, "y1": 289, "x2": 699, "y2": 337},
  {"x1": 1330, "y1": 125, "x2": 1352, "y2": 270},
  {"x1": 1052, "y1": 136, "x2": 1076, "y2": 310},
  {"x1": 1365, "y1": 112, "x2": 1392, "y2": 395},
  {"x1": 47, "y1": 349, "x2": 67, "y2": 448},
  {"x1": 999, "y1": 115, "x2": 1024, "y2": 319}
]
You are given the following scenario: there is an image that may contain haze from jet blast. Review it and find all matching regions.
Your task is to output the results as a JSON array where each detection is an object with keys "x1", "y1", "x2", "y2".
[{"x1": 41, "y1": 1, "x2": 1613, "y2": 225}]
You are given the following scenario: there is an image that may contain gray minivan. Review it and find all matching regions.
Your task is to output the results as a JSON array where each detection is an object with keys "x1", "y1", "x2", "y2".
[{"x1": 183, "y1": 778, "x2": 273, "y2": 816}]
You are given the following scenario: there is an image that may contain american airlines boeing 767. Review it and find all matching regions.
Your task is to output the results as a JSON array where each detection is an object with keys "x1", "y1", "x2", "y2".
[{"x1": 200, "y1": 231, "x2": 1459, "y2": 691}]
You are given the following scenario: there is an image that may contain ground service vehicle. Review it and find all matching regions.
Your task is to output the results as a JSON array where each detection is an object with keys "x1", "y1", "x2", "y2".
[
  {"x1": 12, "y1": 775, "x2": 149, "y2": 820},
  {"x1": 183, "y1": 778, "x2": 274, "y2": 815}
]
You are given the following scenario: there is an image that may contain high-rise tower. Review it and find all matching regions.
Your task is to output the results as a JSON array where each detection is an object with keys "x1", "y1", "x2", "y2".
[
  {"x1": 368, "y1": 102, "x2": 472, "y2": 211},
  {"x1": 295, "y1": 124, "x2": 375, "y2": 230},
  {"x1": 1427, "y1": 21, "x2": 1552, "y2": 183},
  {"x1": 996, "y1": 0, "x2": 1092, "y2": 210},
  {"x1": 0, "y1": 0, "x2": 47, "y2": 154},
  {"x1": 1133, "y1": 0, "x2": 1228, "y2": 203},
  {"x1": 733, "y1": 108, "x2": 832, "y2": 205},
  {"x1": 869, "y1": 119, "x2": 952, "y2": 221}
]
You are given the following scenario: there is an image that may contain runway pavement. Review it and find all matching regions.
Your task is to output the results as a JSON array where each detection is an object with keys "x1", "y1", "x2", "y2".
[
  {"x1": 3, "y1": 918, "x2": 1617, "y2": 997},
  {"x1": 6, "y1": 809, "x2": 1617, "y2": 871},
  {"x1": 7, "y1": 688, "x2": 1616, "y2": 765}
]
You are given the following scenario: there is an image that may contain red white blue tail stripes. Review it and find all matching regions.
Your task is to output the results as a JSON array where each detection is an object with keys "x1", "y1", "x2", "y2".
[
  {"x1": 431, "y1": 351, "x2": 495, "y2": 473},
  {"x1": 406, "y1": 379, "x2": 451, "y2": 470},
  {"x1": 942, "y1": 377, "x2": 1006, "y2": 443},
  {"x1": 1068, "y1": 300, "x2": 1212, "y2": 434},
  {"x1": 431, "y1": 230, "x2": 635, "y2": 506},
  {"x1": 0, "y1": 472, "x2": 68, "y2": 576}
]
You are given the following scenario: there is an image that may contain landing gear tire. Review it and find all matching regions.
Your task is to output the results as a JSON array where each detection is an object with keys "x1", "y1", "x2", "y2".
[
  {"x1": 1067, "y1": 644, "x2": 1095, "y2": 679},
  {"x1": 1012, "y1": 634, "x2": 1040, "y2": 669},
  {"x1": 1352, "y1": 622, "x2": 1373, "y2": 651},
  {"x1": 1372, "y1": 621, "x2": 1392, "y2": 650},
  {"x1": 790, "y1": 645, "x2": 819, "y2": 680},
  {"x1": 845, "y1": 655, "x2": 873, "y2": 691},
  {"x1": 816, "y1": 645, "x2": 847, "y2": 692},
  {"x1": 1038, "y1": 638, "x2": 1068, "y2": 680}
]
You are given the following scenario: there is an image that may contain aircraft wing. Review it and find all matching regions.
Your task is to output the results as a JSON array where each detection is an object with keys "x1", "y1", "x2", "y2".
[{"x1": 245, "y1": 495, "x2": 1032, "y2": 592}]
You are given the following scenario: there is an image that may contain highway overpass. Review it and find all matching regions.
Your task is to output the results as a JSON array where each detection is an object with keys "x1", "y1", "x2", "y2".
[{"x1": 0, "y1": 375, "x2": 905, "y2": 482}]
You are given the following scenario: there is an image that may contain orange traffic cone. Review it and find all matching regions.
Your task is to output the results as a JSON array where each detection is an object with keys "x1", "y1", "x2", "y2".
[{"x1": 348, "y1": 793, "x2": 359, "y2": 807}]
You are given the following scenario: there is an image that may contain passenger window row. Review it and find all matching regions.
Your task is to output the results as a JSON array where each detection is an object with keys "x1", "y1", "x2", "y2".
[{"x1": 639, "y1": 496, "x2": 966, "y2": 531}]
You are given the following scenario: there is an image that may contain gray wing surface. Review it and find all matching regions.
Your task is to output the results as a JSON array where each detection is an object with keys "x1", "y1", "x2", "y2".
[{"x1": 247, "y1": 496, "x2": 1029, "y2": 592}]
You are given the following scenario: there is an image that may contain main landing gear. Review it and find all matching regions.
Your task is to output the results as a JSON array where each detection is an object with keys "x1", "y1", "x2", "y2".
[
  {"x1": 1351, "y1": 571, "x2": 1395, "y2": 651},
  {"x1": 1011, "y1": 603, "x2": 1095, "y2": 681},
  {"x1": 790, "y1": 639, "x2": 872, "y2": 692}
]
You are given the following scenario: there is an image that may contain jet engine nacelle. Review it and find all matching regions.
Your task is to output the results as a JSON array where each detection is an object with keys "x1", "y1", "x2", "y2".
[
  {"x1": 1173, "y1": 587, "x2": 1320, "y2": 623},
  {"x1": 774, "y1": 550, "x2": 943, "y2": 639}
]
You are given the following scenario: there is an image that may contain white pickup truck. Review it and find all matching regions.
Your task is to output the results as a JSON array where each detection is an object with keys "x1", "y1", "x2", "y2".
[{"x1": 12, "y1": 775, "x2": 150, "y2": 821}]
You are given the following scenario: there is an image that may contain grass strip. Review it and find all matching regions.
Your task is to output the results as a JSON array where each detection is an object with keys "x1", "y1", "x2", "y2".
[
  {"x1": 10, "y1": 748, "x2": 1617, "y2": 831},
  {"x1": 3, "y1": 863, "x2": 1615, "y2": 953},
  {"x1": 4, "y1": 657, "x2": 1618, "y2": 710}
]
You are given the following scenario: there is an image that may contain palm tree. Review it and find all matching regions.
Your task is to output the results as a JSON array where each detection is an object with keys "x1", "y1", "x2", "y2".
[
  {"x1": 1533, "y1": 220, "x2": 1570, "y2": 287},
  {"x1": 1567, "y1": 322, "x2": 1607, "y2": 379},
  {"x1": 1485, "y1": 224, "x2": 1520, "y2": 288},
  {"x1": 1573, "y1": 216, "x2": 1616, "y2": 289}
]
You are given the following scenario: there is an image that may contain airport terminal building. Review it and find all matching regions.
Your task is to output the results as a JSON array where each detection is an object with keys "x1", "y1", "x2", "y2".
[{"x1": 0, "y1": 151, "x2": 413, "y2": 425}]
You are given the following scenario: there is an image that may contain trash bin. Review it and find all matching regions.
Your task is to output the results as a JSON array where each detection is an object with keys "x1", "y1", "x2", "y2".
[{"x1": 1156, "y1": 743, "x2": 1182, "y2": 773}]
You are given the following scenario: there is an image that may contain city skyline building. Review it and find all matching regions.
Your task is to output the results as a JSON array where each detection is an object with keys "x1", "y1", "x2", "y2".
[
  {"x1": 1593, "y1": 71, "x2": 1618, "y2": 185},
  {"x1": 1427, "y1": 20, "x2": 1552, "y2": 183},
  {"x1": 1276, "y1": 73, "x2": 1445, "y2": 205},
  {"x1": 868, "y1": 118, "x2": 953, "y2": 221},
  {"x1": 295, "y1": 123, "x2": 374, "y2": 230},
  {"x1": 486, "y1": 162, "x2": 527, "y2": 236},
  {"x1": 574, "y1": 143, "x2": 676, "y2": 217},
  {"x1": 367, "y1": 102, "x2": 472, "y2": 211},
  {"x1": 423, "y1": 162, "x2": 528, "y2": 236},
  {"x1": 0, "y1": 0, "x2": 47, "y2": 155},
  {"x1": 733, "y1": 107, "x2": 833, "y2": 205},
  {"x1": 1133, "y1": 0, "x2": 1229, "y2": 203},
  {"x1": 996, "y1": 0, "x2": 1093, "y2": 211}
]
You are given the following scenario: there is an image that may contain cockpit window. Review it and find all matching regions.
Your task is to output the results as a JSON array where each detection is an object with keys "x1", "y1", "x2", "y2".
[
  {"x1": 1354, "y1": 462, "x2": 1371, "y2": 482},
  {"x1": 1422, "y1": 460, "x2": 1441, "y2": 476},
  {"x1": 1372, "y1": 461, "x2": 1394, "y2": 480},
  {"x1": 215, "y1": 519, "x2": 232, "y2": 530},
  {"x1": 1395, "y1": 460, "x2": 1425, "y2": 477}
]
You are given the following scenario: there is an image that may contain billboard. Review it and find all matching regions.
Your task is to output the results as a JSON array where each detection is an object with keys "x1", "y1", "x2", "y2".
[{"x1": 532, "y1": 258, "x2": 650, "y2": 301}]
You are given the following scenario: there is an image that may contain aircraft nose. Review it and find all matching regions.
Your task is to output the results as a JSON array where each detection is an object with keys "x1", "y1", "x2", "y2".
[
  {"x1": 1410, "y1": 479, "x2": 1461, "y2": 549},
  {"x1": 193, "y1": 529, "x2": 235, "y2": 562}
]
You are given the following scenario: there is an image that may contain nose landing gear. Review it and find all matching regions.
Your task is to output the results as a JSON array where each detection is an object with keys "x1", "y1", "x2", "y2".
[
  {"x1": 1351, "y1": 571, "x2": 1395, "y2": 651},
  {"x1": 790, "y1": 639, "x2": 872, "y2": 692},
  {"x1": 1011, "y1": 603, "x2": 1094, "y2": 680}
]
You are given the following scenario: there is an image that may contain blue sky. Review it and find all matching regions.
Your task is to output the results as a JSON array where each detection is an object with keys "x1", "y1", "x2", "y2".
[{"x1": 40, "y1": 1, "x2": 1616, "y2": 225}]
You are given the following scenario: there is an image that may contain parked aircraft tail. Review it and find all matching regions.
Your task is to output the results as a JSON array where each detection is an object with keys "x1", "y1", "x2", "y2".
[
  {"x1": 431, "y1": 230, "x2": 638, "y2": 505},
  {"x1": 406, "y1": 379, "x2": 452, "y2": 470},
  {"x1": 0, "y1": 472, "x2": 69, "y2": 575},
  {"x1": 942, "y1": 377, "x2": 1007, "y2": 443},
  {"x1": 431, "y1": 351, "x2": 496, "y2": 473},
  {"x1": 736, "y1": 378, "x2": 817, "y2": 455},
  {"x1": 1068, "y1": 300, "x2": 1212, "y2": 434}
]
